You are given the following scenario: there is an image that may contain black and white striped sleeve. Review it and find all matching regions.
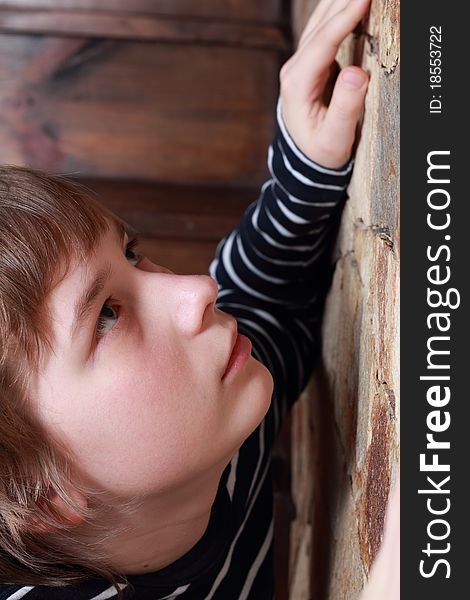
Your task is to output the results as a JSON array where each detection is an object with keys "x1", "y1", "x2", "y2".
[{"x1": 210, "y1": 97, "x2": 354, "y2": 439}]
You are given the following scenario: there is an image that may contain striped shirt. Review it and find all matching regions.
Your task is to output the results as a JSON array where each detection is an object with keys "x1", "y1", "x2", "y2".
[{"x1": 0, "y1": 99, "x2": 353, "y2": 600}]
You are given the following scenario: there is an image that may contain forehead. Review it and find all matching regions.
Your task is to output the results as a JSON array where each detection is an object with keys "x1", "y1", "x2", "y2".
[{"x1": 51, "y1": 217, "x2": 127, "y2": 286}]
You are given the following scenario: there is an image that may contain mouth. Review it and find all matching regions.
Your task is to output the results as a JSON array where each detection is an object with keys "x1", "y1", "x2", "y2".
[{"x1": 222, "y1": 327, "x2": 252, "y2": 382}]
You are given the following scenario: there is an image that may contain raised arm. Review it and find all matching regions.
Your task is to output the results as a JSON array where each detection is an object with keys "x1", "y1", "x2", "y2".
[{"x1": 210, "y1": 0, "x2": 371, "y2": 438}]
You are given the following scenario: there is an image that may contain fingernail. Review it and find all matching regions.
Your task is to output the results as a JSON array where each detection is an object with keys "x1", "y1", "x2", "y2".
[{"x1": 342, "y1": 69, "x2": 366, "y2": 88}]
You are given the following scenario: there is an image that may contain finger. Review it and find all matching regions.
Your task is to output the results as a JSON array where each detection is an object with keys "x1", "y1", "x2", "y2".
[
  {"x1": 318, "y1": 66, "x2": 369, "y2": 158},
  {"x1": 297, "y1": 0, "x2": 338, "y2": 49},
  {"x1": 299, "y1": 0, "x2": 350, "y2": 50},
  {"x1": 288, "y1": 0, "x2": 370, "y2": 102}
]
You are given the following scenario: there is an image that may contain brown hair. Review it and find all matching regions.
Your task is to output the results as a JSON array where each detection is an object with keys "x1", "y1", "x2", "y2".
[{"x1": 0, "y1": 166, "x2": 131, "y2": 593}]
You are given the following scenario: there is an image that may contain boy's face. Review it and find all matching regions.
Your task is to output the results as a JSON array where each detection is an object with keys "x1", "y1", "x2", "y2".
[{"x1": 33, "y1": 220, "x2": 273, "y2": 497}]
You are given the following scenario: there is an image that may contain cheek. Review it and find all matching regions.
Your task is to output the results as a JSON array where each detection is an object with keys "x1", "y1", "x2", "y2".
[
  {"x1": 90, "y1": 349, "x2": 186, "y2": 437},
  {"x1": 36, "y1": 338, "x2": 230, "y2": 495},
  {"x1": 67, "y1": 349, "x2": 216, "y2": 491}
]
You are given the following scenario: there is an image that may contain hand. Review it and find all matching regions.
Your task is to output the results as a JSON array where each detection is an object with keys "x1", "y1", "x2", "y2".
[
  {"x1": 279, "y1": 0, "x2": 371, "y2": 169},
  {"x1": 359, "y1": 479, "x2": 400, "y2": 600}
]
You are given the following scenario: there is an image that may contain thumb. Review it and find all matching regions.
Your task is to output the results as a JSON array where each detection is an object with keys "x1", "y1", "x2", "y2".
[{"x1": 319, "y1": 66, "x2": 369, "y2": 163}]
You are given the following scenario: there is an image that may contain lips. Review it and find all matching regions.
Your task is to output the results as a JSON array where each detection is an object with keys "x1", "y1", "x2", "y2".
[
  {"x1": 222, "y1": 329, "x2": 252, "y2": 381},
  {"x1": 222, "y1": 326, "x2": 238, "y2": 376}
]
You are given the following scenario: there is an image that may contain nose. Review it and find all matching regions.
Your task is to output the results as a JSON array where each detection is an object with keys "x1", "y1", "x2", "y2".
[
  {"x1": 141, "y1": 271, "x2": 219, "y2": 337},
  {"x1": 171, "y1": 274, "x2": 219, "y2": 337}
]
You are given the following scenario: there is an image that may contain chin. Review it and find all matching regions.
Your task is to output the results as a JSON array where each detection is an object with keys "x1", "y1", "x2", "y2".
[{"x1": 240, "y1": 359, "x2": 274, "y2": 436}]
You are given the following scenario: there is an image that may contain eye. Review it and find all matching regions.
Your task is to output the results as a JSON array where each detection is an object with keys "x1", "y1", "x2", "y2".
[
  {"x1": 96, "y1": 302, "x2": 118, "y2": 338},
  {"x1": 125, "y1": 236, "x2": 141, "y2": 266},
  {"x1": 95, "y1": 237, "x2": 141, "y2": 340}
]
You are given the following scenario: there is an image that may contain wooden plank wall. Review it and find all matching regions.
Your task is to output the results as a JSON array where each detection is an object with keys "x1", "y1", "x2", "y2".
[
  {"x1": 288, "y1": 1, "x2": 400, "y2": 599},
  {"x1": 0, "y1": 0, "x2": 284, "y2": 23},
  {"x1": 0, "y1": 1, "x2": 290, "y2": 275},
  {"x1": 0, "y1": 36, "x2": 281, "y2": 184}
]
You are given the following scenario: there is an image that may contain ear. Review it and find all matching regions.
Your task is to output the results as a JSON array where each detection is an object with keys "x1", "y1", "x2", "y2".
[{"x1": 31, "y1": 488, "x2": 87, "y2": 534}]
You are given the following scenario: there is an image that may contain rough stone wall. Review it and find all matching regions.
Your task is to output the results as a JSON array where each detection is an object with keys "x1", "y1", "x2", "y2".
[{"x1": 288, "y1": 1, "x2": 400, "y2": 599}]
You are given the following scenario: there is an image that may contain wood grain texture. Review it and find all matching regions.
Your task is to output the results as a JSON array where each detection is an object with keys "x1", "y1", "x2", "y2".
[
  {"x1": 0, "y1": 10, "x2": 288, "y2": 49},
  {"x1": 0, "y1": 34, "x2": 280, "y2": 184},
  {"x1": 288, "y1": 1, "x2": 400, "y2": 599},
  {"x1": 75, "y1": 178, "x2": 256, "y2": 242},
  {"x1": 0, "y1": 0, "x2": 284, "y2": 23}
]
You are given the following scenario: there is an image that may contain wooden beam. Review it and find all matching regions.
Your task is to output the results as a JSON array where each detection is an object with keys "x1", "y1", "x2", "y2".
[
  {"x1": 76, "y1": 177, "x2": 257, "y2": 242},
  {"x1": 0, "y1": 9, "x2": 289, "y2": 49},
  {"x1": 0, "y1": 0, "x2": 283, "y2": 25}
]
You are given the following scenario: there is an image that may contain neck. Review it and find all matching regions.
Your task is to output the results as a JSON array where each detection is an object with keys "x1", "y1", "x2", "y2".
[{"x1": 100, "y1": 461, "x2": 228, "y2": 575}]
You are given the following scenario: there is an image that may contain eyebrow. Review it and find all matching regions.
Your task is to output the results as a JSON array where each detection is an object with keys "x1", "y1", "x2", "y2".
[{"x1": 70, "y1": 219, "x2": 127, "y2": 342}]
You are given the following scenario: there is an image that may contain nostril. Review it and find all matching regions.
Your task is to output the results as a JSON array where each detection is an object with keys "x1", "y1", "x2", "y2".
[{"x1": 201, "y1": 302, "x2": 214, "y2": 330}]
